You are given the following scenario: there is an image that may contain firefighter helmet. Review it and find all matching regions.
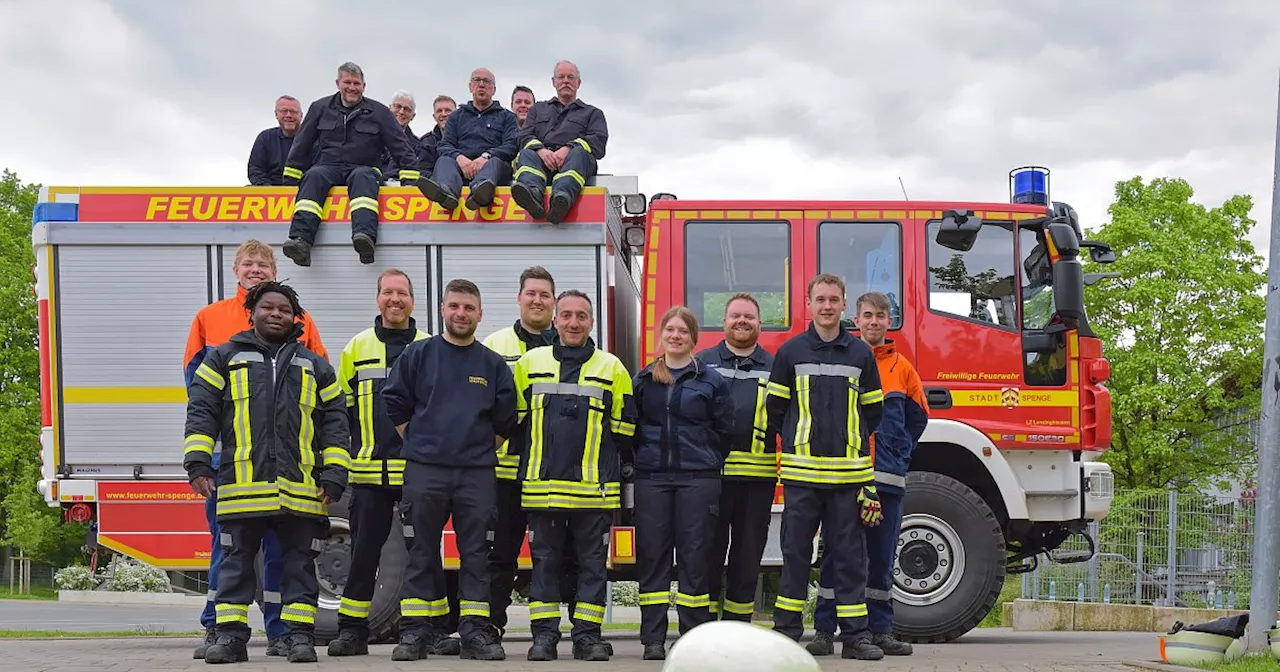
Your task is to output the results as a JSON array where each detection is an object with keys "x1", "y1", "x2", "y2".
[{"x1": 662, "y1": 621, "x2": 820, "y2": 671}]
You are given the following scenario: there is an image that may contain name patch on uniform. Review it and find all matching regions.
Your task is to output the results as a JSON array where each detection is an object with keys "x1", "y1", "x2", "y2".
[{"x1": 469, "y1": 376, "x2": 488, "y2": 387}]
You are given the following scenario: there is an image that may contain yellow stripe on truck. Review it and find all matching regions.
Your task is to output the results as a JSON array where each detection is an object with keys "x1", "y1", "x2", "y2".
[{"x1": 63, "y1": 386, "x2": 188, "y2": 403}]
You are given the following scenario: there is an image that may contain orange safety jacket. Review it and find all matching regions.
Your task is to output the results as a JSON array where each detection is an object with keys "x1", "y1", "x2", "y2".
[{"x1": 184, "y1": 284, "x2": 327, "y2": 389}]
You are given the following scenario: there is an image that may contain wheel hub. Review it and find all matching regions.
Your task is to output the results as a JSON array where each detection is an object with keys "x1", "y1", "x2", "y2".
[
  {"x1": 893, "y1": 513, "x2": 966, "y2": 606},
  {"x1": 314, "y1": 517, "x2": 351, "y2": 611}
]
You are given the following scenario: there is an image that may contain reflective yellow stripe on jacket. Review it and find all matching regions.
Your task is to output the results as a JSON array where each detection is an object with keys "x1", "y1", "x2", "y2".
[
  {"x1": 338, "y1": 326, "x2": 429, "y2": 487},
  {"x1": 483, "y1": 327, "x2": 535, "y2": 481},
  {"x1": 707, "y1": 366, "x2": 778, "y2": 480}
]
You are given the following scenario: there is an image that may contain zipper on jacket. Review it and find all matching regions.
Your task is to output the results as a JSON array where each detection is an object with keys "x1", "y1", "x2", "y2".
[{"x1": 662, "y1": 381, "x2": 675, "y2": 471}]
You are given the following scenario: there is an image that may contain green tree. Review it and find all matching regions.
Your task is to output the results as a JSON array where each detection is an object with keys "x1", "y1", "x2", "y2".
[
  {"x1": 1084, "y1": 176, "x2": 1265, "y2": 491},
  {"x1": 0, "y1": 169, "x2": 85, "y2": 564}
]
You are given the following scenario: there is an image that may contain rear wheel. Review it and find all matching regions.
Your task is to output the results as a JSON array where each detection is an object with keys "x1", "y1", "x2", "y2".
[
  {"x1": 892, "y1": 471, "x2": 1005, "y2": 644},
  {"x1": 311, "y1": 493, "x2": 410, "y2": 645}
]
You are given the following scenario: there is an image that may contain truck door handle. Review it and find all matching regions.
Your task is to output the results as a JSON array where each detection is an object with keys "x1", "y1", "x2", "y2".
[{"x1": 925, "y1": 387, "x2": 952, "y2": 410}]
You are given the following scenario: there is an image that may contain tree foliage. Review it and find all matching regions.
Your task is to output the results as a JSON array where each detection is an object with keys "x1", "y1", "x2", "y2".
[
  {"x1": 1085, "y1": 176, "x2": 1265, "y2": 491},
  {"x1": 0, "y1": 169, "x2": 85, "y2": 564}
]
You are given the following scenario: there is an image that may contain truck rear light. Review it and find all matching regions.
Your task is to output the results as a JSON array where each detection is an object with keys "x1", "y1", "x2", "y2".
[{"x1": 1089, "y1": 358, "x2": 1110, "y2": 384}]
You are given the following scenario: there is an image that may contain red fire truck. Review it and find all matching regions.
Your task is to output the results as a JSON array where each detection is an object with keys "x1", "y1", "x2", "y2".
[{"x1": 31, "y1": 167, "x2": 1114, "y2": 644}]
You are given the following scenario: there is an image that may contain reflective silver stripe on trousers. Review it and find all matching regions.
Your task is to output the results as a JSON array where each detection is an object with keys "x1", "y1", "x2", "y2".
[
  {"x1": 262, "y1": 591, "x2": 282, "y2": 603},
  {"x1": 356, "y1": 367, "x2": 387, "y2": 381},
  {"x1": 794, "y1": 363, "x2": 861, "y2": 378},
  {"x1": 874, "y1": 471, "x2": 906, "y2": 488},
  {"x1": 817, "y1": 586, "x2": 835, "y2": 599},
  {"x1": 530, "y1": 382, "x2": 604, "y2": 399},
  {"x1": 866, "y1": 588, "x2": 892, "y2": 601},
  {"x1": 707, "y1": 366, "x2": 770, "y2": 382}
]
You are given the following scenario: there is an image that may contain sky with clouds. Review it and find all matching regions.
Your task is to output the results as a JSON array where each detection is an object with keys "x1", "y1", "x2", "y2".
[{"x1": 4, "y1": 0, "x2": 1280, "y2": 253}]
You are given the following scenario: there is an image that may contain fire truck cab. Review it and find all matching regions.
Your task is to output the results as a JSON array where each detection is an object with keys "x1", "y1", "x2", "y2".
[{"x1": 31, "y1": 167, "x2": 1114, "y2": 645}]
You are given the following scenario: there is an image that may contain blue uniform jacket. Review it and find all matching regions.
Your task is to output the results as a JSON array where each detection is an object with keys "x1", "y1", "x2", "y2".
[
  {"x1": 247, "y1": 127, "x2": 295, "y2": 186},
  {"x1": 437, "y1": 101, "x2": 518, "y2": 162},
  {"x1": 631, "y1": 357, "x2": 736, "y2": 478},
  {"x1": 518, "y1": 97, "x2": 609, "y2": 160},
  {"x1": 284, "y1": 92, "x2": 418, "y2": 181}
]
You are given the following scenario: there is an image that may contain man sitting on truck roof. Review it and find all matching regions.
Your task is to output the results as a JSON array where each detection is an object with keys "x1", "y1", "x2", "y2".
[
  {"x1": 417, "y1": 95, "x2": 456, "y2": 179},
  {"x1": 247, "y1": 95, "x2": 302, "y2": 186},
  {"x1": 417, "y1": 67, "x2": 518, "y2": 213},
  {"x1": 380, "y1": 89, "x2": 420, "y2": 185},
  {"x1": 184, "y1": 239, "x2": 328, "y2": 661},
  {"x1": 509, "y1": 60, "x2": 608, "y2": 225},
  {"x1": 280, "y1": 61, "x2": 420, "y2": 267}
]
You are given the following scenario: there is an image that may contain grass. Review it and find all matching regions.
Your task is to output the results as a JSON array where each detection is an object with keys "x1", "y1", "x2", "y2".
[
  {"x1": 1192, "y1": 654, "x2": 1278, "y2": 671},
  {"x1": 0, "y1": 586, "x2": 58, "y2": 600},
  {"x1": 978, "y1": 575, "x2": 1023, "y2": 628}
]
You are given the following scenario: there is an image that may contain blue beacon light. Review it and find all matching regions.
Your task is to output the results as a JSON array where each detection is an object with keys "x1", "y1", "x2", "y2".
[{"x1": 1009, "y1": 166, "x2": 1050, "y2": 205}]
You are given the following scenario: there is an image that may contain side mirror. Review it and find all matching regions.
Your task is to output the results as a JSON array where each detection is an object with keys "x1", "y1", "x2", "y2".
[
  {"x1": 1046, "y1": 222, "x2": 1084, "y2": 325},
  {"x1": 1081, "y1": 240, "x2": 1116, "y2": 264},
  {"x1": 624, "y1": 225, "x2": 646, "y2": 248},
  {"x1": 935, "y1": 210, "x2": 983, "y2": 252},
  {"x1": 1084, "y1": 272, "x2": 1120, "y2": 286}
]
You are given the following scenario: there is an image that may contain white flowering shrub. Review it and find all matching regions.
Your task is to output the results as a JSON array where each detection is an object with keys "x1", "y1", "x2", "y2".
[
  {"x1": 54, "y1": 565, "x2": 98, "y2": 591},
  {"x1": 610, "y1": 581, "x2": 639, "y2": 606},
  {"x1": 104, "y1": 558, "x2": 171, "y2": 592}
]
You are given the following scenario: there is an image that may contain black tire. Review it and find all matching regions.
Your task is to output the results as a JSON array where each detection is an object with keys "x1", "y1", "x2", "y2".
[
  {"x1": 892, "y1": 471, "x2": 1005, "y2": 644},
  {"x1": 310, "y1": 491, "x2": 410, "y2": 645}
]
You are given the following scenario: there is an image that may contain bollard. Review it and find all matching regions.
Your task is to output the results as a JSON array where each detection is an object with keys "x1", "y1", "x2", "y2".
[
  {"x1": 1104, "y1": 583, "x2": 1111, "y2": 604},
  {"x1": 1049, "y1": 580, "x2": 1057, "y2": 601},
  {"x1": 1078, "y1": 581, "x2": 1085, "y2": 602},
  {"x1": 1228, "y1": 590, "x2": 1237, "y2": 610},
  {"x1": 1208, "y1": 581, "x2": 1216, "y2": 609}
]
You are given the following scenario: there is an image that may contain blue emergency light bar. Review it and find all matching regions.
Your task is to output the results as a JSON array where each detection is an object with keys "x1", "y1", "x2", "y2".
[{"x1": 1010, "y1": 166, "x2": 1050, "y2": 205}]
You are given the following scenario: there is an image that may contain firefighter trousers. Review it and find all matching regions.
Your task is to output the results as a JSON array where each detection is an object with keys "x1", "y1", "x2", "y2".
[
  {"x1": 634, "y1": 477, "x2": 720, "y2": 645},
  {"x1": 212, "y1": 514, "x2": 327, "y2": 643},
  {"x1": 337, "y1": 486, "x2": 408, "y2": 637},
  {"x1": 814, "y1": 488, "x2": 903, "y2": 635},
  {"x1": 773, "y1": 484, "x2": 870, "y2": 645},
  {"x1": 399, "y1": 462, "x2": 496, "y2": 644},
  {"x1": 527, "y1": 510, "x2": 611, "y2": 642},
  {"x1": 512, "y1": 145, "x2": 597, "y2": 209},
  {"x1": 709, "y1": 479, "x2": 775, "y2": 621},
  {"x1": 288, "y1": 164, "x2": 382, "y2": 244},
  {"x1": 201, "y1": 483, "x2": 286, "y2": 639},
  {"x1": 431, "y1": 155, "x2": 513, "y2": 199},
  {"x1": 488, "y1": 477, "x2": 526, "y2": 635}
]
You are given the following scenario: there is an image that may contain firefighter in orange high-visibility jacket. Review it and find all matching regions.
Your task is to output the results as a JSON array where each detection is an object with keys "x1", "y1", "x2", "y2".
[{"x1": 183, "y1": 282, "x2": 350, "y2": 665}]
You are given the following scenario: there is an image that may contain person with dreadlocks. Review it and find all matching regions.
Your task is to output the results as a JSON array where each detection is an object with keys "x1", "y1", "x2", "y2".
[{"x1": 184, "y1": 281, "x2": 350, "y2": 665}]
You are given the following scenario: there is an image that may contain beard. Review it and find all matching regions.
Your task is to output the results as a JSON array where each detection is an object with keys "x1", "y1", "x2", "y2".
[{"x1": 446, "y1": 320, "x2": 477, "y2": 339}]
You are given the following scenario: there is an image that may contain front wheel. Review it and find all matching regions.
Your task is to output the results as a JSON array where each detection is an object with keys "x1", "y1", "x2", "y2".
[{"x1": 892, "y1": 471, "x2": 1005, "y2": 644}]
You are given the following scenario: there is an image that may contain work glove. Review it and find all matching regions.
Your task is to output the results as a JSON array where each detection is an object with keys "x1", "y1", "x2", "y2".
[
  {"x1": 282, "y1": 175, "x2": 300, "y2": 187},
  {"x1": 858, "y1": 485, "x2": 883, "y2": 527}
]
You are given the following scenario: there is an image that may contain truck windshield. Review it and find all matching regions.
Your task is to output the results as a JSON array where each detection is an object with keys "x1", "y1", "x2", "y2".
[{"x1": 1019, "y1": 227, "x2": 1055, "y2": 330}]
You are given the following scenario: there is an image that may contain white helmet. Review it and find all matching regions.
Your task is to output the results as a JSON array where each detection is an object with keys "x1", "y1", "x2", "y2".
[{"x1": 662, "y1": 621, "x2": 821, "y2": 672}]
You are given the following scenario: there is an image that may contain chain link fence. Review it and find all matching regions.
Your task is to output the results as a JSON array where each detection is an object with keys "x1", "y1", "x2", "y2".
[{"x1": 1022, "y1": 488, "x2": 1256, "y2": 609}]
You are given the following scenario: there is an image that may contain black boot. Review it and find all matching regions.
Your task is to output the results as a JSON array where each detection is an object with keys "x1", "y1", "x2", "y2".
[
  {"x1": 265, "y1": 638, "x2": 289, "y2": 657},
  {"x1": 527, "y1": 632, "x2": 559, "y2": 661},
  {"x1": 285, "y1": 633, "x2": 318, "y2": 663},
  {"x1": 842, "y1": 638, "x2": 885, "y2": 661},
  {"x1": 465, "y1": 180, "x2": 496, "y2": 210},
  {"x1": 351, "y1": 233, "x2": 375, "y2": 264},
  {"x1": 418, "y1": 178, "x2": 459, "y2": 211},
  {"x1": 326, "y1": 630, "x2": 368, "y2": 656},
  {"x1": 391, "y1": 633, "x2": 429, "y2": 661},
  {"x1": 203, "y1": 635, "x2": 248, "y2": 664},
  {"x1": 193, "y1": 627, "x2": 216, "y2": 660},
  {"x1": 282, "y1": 237, "x2": 311, "y2": 267},
  {"x1": 573, "y1": 633, "x2": 610, "y2": 661},
  {"x1": 547, "y1": 191, "x2": 573, "y2": 225},
  {"x1": 510, "y1": 182, "x2": 547, "y2": 220},
  {"x1": 806, "y1": 631, "x2": 835, "y2": 656},
  {"x1": 872, "y1": 632, "x2": 914, "y2": 656},
  {"x1": 461, "y1": 628, "x2": 506, "y2": 661},
  {"x1": 427, "y1": 631, "x2": 461, "y2": 655},
  {"x1": 643, "y1": 642, "x2": 666, "y2": 660}
]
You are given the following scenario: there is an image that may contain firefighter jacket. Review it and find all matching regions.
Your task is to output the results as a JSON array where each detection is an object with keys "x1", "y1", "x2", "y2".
[
  {"x1": 631, "y1": 358, "x2": 736, "y2": 478},
  {"x1": 511, "y1": 342, "x2": 637, "y2": 510},
  {"x1": 869, "y1": 340, "x2": 929, "y2": 494},
  {"x1": 483, "y1": 321, "x2": 558, "y2": 480},
  {"x1": 338, "y1": 316, "x2": 431, "y2": 488},
  {"x1": 183, "y1": 284, "x2": 327, "y2": 470},
  {"x1": 379, "y1": 123, "x2": 418, "y2": 183},
  {"x1": 766, "y1": 324, "x2": 884, "y2": 489},
  {"x1": 438, "y1": 101, "x2": 518, "y2": 162},
  {"x1": 183, "y1": 326, "x2": 350, "y2": 521},
  {"x1": 517, "y1": 97, "x2": 609, "y2": 160},
  {"x1": 248, "y1": 126, "x2": 296, "y2": 186},
  {"x1": 283, "y1": 92, "x2": 420, "y2": 184},
  {"x1": 695, "y1": 340, "x2": 778, "y2": 481},
  {"x1": 417, "y1": 126, "x2": 443, "y2": 175}
]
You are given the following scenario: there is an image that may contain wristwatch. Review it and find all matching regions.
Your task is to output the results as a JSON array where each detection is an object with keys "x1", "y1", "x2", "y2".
[{"x1": 480, "y1": 152, "x2": 491, "y2": 159}]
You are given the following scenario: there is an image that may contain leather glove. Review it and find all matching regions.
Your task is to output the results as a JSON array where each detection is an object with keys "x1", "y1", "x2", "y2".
[{"x1": 858, "y1": 486, "x2": 883, "y2": 527}]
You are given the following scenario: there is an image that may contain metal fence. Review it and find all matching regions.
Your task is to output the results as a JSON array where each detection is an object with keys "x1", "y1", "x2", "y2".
[{"x1": 1022, "y1": 488, "x2": 1256, "y2": 609}]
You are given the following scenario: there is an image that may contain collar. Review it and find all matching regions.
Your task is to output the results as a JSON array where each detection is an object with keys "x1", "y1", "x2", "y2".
[
  {"x1": 374, "y1": 315, "x2": 418, "y2": 345},
  {"x1": 230, "y1": 322, "x2": 303, "y2": 350},
  {"x1": 466, "y1": 100, "x2": 506, "y2": 114},
  {"x1": 552, "y1": 339, "x2": 595, "y2": 364},
  {"x1": 715, "y1": 339, "x2": 768, "y2": 367},
  {"x1": 513, "y1": 319, "x2": 557, "y2": 348},
  {"x1": 872, "y1": 339, "x2": 897, "y2": 360},
  {"x1": 551, "y1": 97, "x2": 584, "y2": 110},
  {"x1": 805, "y1": 321, "x2": 854, "y2": 348}
]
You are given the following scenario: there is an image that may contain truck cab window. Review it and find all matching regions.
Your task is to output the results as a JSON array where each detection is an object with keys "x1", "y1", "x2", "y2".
[
  {"x1": 926, "y1": 220, "x2": 1018, "y2": 329},
  {"x1": 685, "y1": 221, "x2": 790, "y2": 329},
  {"x1": 818, "y1": 221, "x2": 902, "y2": 329},
  {"x1": 1021, "y1": 227, "x2": 1068, "y2": 386}
]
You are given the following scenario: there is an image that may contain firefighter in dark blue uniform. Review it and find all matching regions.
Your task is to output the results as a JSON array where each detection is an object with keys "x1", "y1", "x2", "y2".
[
  {"x1": 247, "y1": 96, "x2": 302, "y2": 186},
  {"x1": 379, "y1": 90, "x2": 419, "y2": 185},
  {"x1": 509, "y1": 60, "x2": 608, "y2": 225},
  {"x1": 511, "y1": 290, "x2": 637, "y2": 663},
  {"x1": 767, "y1": 273, "x2": 886, "y2": 661},
  {"x1": 695, "y1": 293, "x2": 777, "y2": 622},
  {"x1": 418, "y1": 68, "x2": 518, "y2": 213},
  {"x1": 281, "y1": 62, "x2": 419, "y2": 267},
  {"x1": 183, "y1": 282, "x2": 349, "y2": 665}
]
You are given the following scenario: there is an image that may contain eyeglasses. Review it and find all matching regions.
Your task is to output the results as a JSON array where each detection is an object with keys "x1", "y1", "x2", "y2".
[
  {"x1": 471, "y1": 77, "x2": 494, "y2": 85},
  {"x1": 391, "y1": 103, "x2": 415, "y2": 113}
]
